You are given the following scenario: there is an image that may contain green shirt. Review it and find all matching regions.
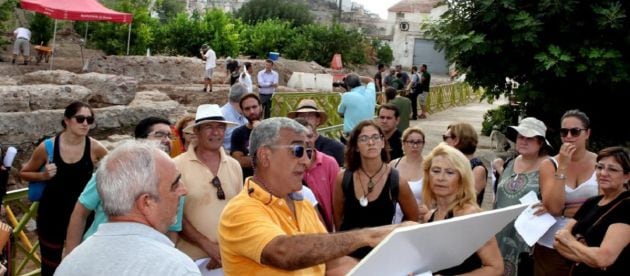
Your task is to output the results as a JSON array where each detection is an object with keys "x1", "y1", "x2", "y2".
[{"x1": 389, "y1": 96, "x2": 412, "y2": 132}]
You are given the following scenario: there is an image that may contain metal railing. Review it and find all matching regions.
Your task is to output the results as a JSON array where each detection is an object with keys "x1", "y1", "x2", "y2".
[
  {"x1": 3, "y1": 188, "x2": 40, "y2": 276},
  {"x1": 271, "y1": 82, "x2": 482, "y2": 139}
]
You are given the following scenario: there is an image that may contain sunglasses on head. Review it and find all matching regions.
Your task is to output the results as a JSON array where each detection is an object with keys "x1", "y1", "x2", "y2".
[
  {"x1": 269, "y1": 144, "x2": 314, "y2": 159},
  {"x1": 559, "y1": 127, "x2": 585, "y2": 137},
  {"x1": 442, "y1": 134, "x2": 454, "y2": 141},
  {"x1": 74, "y1": 115, "x2": 95, "y2": 124},
  {"x1": 211, "y1": 176, "x2": 225, "y2": 200}
]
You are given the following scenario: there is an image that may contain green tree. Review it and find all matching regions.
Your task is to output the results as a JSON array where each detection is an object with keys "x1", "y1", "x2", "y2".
[
  {"x1": 235, "y1": 0, "x2": 314, "y2": 27},
  {"x1": 0, "y1": 0, "x2": 18, "y2": 46},
  {"x1": 240, "y1": 19, "x2": 294, "y2": 58},
  {"x1": 155, "y1": 0, "x2": 186, "y2": 22},
  {"x1": 284, "y1": 23, "x2": 368, "y2": 67},
  {"x1": 153, "y1": 9, "x2": 242, "y2": 57},
  {"x1": 78, "y1": 0, "x2": 157, "y2": 55},
  {"x1": 424, "y1": 0, "x2": 630, "y2": 149},
  {"x1": 373, "y1": 39, "x2": 393, "y2": 66},
  {"x1": 29, "y1": 13, "x2": 53, "y2": 46}
]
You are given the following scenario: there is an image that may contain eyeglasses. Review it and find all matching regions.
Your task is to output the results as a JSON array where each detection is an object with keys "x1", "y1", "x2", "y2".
[
  {"x1": 559, "y1": 128, "x2": 586, "y2": 137},
  {"x1": 211, "y1": 176, "x2": 225, "y2": 200},
  {"x1": 149, "y1": 131, "x2": 173, "y2": 140},
  {"x1": 404, "y1": 139, "x2": 425, "y2": 146},
  {"x1": 73, "y1": 115, "x2": 95, "y2": 124},
  {"x1": 358, "y1": 134, "x2": 383, "y2": 144},
  {"x1": 595, "y1": 163, "x2": 624, "y2": 174},
  {"x1": 269, "y1": 144, "x2": 314, "y2": 159},
  {"x1": 442, "y1": 135, "x2": 454, "y2": 141}
]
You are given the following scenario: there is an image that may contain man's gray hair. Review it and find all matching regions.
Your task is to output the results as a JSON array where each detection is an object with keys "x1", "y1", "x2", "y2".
[
  {"x1": 228, "y1": 83, "x2": 248, "y2": 103},
  {"x1": 96, "y1": 140, "x2": 163, "y2": 217},
  {"x1": 344, "y1": 73, "x2": 361, "y2": 90},
  {"x1": 250, "y1": 118, "x2": 307, "y2": 167}
]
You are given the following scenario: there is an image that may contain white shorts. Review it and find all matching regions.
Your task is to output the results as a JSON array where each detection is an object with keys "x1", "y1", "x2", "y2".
[
  {"x1": 13, "y1": 38, "x2": 30, "y2": 56},
  {"x1": 418, "y1": 91, "x2": 429, "y2": 105},
  {"x1": 205, "y1": 68, "x2": 214, "y2": 79}
]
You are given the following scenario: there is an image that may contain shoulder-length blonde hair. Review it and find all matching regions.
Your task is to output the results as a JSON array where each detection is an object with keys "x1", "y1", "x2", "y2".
[{"x1": 422, "y1": 143, "x2": 478, "y2": 212}]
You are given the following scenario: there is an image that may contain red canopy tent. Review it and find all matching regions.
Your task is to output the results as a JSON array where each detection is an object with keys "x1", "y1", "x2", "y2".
[{"x1": 20, "y1": 0, "x2": 133, "y2": 68}]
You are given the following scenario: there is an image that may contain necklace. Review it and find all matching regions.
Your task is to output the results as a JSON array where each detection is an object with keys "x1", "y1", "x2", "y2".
[
  {"x1": 358, "y1": 175, "x2": 369, "y2": 207},
  {"x1": 360, "y1": 162, "x2": 385, "y2": 193}
]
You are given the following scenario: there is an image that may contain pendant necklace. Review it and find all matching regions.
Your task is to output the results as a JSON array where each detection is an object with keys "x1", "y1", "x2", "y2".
[
  {"x1": 358, "y1": 163, "x2": 385, "y2": 207},
  {"x1": 358, "y1": 175, "x2": 369, "y2": 207},
  {"x1": 360, "y1": 162, "x2": 384, "y2": 193}
]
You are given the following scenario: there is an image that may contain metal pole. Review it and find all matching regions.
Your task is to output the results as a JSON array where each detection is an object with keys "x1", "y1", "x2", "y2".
[
  {"x1": 50, "y1": 19, "x2": 57, "y2": 70},
  {"x1": 84, "y1": 22, "x2": 88, "y2": 44},
  {"x1": 126, "y1": 23, "x2": 132, "y2": 55}
]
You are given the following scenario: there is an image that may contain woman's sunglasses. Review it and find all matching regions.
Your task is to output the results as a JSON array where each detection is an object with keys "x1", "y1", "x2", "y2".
[
  {"x1": 73, "y1": 115, "x2": 95, "y2": 124},
  {"x1": 559, "y1": 127, "x2": 585, "y2": 137}
]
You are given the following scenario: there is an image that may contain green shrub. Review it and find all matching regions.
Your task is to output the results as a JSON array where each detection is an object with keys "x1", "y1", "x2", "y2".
[{"x1": 481, "y1": 104, "x2": 519, "y2": 136}]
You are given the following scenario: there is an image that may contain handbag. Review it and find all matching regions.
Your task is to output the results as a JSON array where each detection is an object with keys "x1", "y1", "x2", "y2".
[{"x1": 28, "y1": 138, "x2": 53, "y2": 201}]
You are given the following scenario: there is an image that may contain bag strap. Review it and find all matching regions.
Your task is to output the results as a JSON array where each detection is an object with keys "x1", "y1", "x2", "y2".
[
  {"x1": 389, "y1": 169, "x2": 400, "y2": 206},
  {"x1": 341, "y1": 169, "x2": 353, "y2": 198},
  {"x1": 44, "y1": 138, "x2": 53, "y2": 163},
  {"x1": 590, "y1": 197, "x2": 629, "y2": 230}
]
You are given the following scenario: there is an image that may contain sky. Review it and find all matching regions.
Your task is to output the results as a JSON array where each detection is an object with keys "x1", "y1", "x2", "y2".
[{"x1": 352, "y1": 0, "x2": 400, "y2": 20}]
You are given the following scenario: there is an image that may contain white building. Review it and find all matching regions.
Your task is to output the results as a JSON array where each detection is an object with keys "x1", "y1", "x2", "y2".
[{"x1": 385, "y1": 0, "x2": 448, "y2": 74}]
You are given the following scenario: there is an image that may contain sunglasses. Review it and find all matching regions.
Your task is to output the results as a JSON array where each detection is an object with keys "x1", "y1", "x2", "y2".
[
  {"x1": 442, "y1": 135, "x2": 454, "y2": 141},
  {"x1": 559, "y1": 127, "x2": 586, "y2": 137},
  {"x1": 74, "y1": 115, "x2": 95, "y2": 124},
  {"x1": 269, "y1": 144, "x2": 314, "y2": 159},
  {"x1": 211, "y1": 176, "x2": 225, "y2": 200}
]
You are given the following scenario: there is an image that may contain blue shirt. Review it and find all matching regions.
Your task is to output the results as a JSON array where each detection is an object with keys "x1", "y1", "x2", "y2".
[
  {"x1": 257, "y1": 69, "x2": 279, "y2": 95},
  {"x1": 79, "y1": 174, "x2": 185, "y2": 240},
  {"x1": 337, "y1": 83, "x2": 376, "y2": 133},
  {"x1": 221, "y1": 103, "x2": 248, "y2": 152}
]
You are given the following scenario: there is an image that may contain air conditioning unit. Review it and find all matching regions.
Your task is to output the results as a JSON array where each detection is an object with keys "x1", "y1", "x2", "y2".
[{"x1": 400, "y1": 22, "x2": 410, "y2": 31}]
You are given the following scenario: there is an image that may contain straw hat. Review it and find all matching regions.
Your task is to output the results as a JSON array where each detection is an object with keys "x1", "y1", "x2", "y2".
[
  {"x1": 287, "y1": 99, "x2": 328, "y2": 125},
  {"x1": 506, "y1": 117, "x2": 551, "y2": 147},
  {"x1": 184, "y1": 104, "x2": 238, "y2": 133}
]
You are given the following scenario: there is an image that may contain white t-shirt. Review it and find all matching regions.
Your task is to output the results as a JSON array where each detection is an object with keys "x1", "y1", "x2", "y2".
[
  {"x1": 204, "y1": 49, "x2": 216, "y2": 70},
  {"x1": 240, "y1": 71, "x2": 253, "y2": 93},
  {"x1": 14, "y1": 27, "x2": 31, "y2": 40}
]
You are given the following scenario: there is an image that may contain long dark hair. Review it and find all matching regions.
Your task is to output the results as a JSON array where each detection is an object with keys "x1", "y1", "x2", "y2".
[{"x1": 344, "y1": 120, "x2": 390, "y2": 171}]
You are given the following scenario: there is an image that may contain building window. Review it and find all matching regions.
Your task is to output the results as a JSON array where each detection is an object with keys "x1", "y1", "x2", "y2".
[{"x1": 396, "y1": 12, "x2": 405, "y2": 19}]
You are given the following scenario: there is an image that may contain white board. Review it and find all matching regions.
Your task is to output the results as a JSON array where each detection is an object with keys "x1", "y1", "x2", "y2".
[{"x1": 348, "y1": 204, "x2": 528, "y2": 276}]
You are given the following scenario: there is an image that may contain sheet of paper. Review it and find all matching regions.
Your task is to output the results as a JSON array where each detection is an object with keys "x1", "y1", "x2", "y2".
[
  {"x1": 348, "y1": 204, "x2": 528, "y2": 276},
  {"x1": 194, "y1": 258, "x2": 223, "y2": 276},
  {"x1": 514, "y1": 191, "x2": 557, "y2": 246}
]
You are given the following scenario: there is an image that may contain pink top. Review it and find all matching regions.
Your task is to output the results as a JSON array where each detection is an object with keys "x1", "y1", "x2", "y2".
[{"x1": 303, "y1": 150, "x2": 340, "y2": 231}]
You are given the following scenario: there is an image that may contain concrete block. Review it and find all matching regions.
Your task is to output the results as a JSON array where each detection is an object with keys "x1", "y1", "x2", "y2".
[{"x1": 315, "y1": 74, "x2": 333, "y2": 92}]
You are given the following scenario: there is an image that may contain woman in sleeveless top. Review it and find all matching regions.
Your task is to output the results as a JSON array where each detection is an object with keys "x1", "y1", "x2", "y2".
[
  {"x1": 422, "y1": 144, "x2": 503, "y2": 275},
  {"x1": 20, "y1": 101, "x2": 107, "y2": 275},
  {"x1": 534, "y1": 110, "x2": 598, "y2": 275},
  {"x1": 390, "y1": 126, "x2": 428, "y2": 223},
  {"x1": 333, "y1": 120, "x2": 419, "y2": 259},
  {"x1": 554, "y1": 147, "x2": 630, "y2": 275},
  {"x1": 443, "y1": 122, "x2": 488, "y2": 206},
  {"x1": 494, "y1": 117, "x2": 560, "y2": 276}
]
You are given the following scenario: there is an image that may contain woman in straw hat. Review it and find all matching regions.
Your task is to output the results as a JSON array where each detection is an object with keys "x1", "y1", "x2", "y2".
[{"x1": 493, "y1": 117, "x2": 563, "y2": 276}]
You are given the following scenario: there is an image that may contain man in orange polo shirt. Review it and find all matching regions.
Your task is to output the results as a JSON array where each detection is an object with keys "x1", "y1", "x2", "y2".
[{"x1": 218, "y1": 118, "x2": 406, "y2": 275}]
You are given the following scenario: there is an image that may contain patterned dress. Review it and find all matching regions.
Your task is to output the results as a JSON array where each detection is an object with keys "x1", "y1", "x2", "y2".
[{"x1": 494, "y1": 159, "x2": 540, "y2": 276}]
